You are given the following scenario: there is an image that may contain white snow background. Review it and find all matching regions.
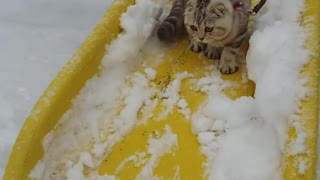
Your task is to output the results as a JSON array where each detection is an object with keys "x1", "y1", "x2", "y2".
[{"x1": 0, "y1": 0, "x2": 112, "y2": 177}]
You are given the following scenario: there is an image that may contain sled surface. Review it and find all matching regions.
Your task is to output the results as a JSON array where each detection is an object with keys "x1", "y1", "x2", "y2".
[{"x1": 4, "y1": 0, "x2": 319, "y2": 179}]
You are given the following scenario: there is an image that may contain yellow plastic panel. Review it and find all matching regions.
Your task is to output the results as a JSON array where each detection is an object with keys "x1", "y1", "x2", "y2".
[
  {"x1": 282, "y1": 0, "x2": 320, "y2": 179},
  {"x1": 3, "y1": 0, "x2": 134, "y2": 179}
]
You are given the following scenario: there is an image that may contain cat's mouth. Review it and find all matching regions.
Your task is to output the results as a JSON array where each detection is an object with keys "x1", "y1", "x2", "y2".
[
  {"x1": 203, "y1": 32, "x2": 231, "y2": 43},
  {"x1": 203, "y1": 37, "x2": 225, "y2": 43}
]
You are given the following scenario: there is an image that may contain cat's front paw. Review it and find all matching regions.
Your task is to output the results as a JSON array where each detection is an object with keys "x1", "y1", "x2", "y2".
[
  {"x1": 219, "y1": 56, "x2": 239, "y2": 74},
  {"x1": 190, "y1": 41, "x2": 205, "y2": 52},
  {"x1": 204, "y1": 46, "x2": 221, "y2": 59}
]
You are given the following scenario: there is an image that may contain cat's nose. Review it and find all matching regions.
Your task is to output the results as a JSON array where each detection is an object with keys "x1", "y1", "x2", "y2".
[{"x1": 199, "y1": 37, "x2": 204, "y2": 41}]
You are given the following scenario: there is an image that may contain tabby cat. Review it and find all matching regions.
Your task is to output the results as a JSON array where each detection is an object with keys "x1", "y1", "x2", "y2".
[{"x1": 157, "y1": 0, "x2": 251, "y2": 74}]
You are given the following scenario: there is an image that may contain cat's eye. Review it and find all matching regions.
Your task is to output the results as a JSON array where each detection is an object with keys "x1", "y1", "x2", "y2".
[
  {"x1": 190, "y1": 25, "x2": 198, "y2": 31},
  {"x1": 205, "y1": 27, "x2": 214, "y2": 32}
]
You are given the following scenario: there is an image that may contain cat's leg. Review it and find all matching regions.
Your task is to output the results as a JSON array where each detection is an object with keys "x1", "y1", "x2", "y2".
[
  {"x1": 203, "y1": 45, "x2": 222, "y2": 60},
  {"x1": 190, "y1": 39, "x2": 206, "y2": 52},
  {"x1": 219, "y1": 46, "x2": 239, "y2": 74}
]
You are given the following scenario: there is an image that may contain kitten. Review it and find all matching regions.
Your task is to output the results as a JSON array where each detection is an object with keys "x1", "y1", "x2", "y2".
[{"x1": 158, "y1": 0, "x2": 251, "y2": 74}]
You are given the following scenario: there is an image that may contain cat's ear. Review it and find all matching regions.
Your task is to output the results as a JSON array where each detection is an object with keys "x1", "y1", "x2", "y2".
[{"x1": 213, "y1": 4, "x2": 225, "y2": 17}]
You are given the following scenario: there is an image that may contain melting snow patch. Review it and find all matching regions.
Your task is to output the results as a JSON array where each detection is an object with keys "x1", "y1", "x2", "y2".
[
  {"x1": 89, "y1": 173, "x2": 116, "y2": 180},
  {"x1": 140, "y1": 98, "x2": 159, "y2": 124},
  {"x1": 79, "y1": 152, "x2": 94, "y2": 168},
  {"x1": 173, "y1": 166, "x2": 181, "y2": 180},
  {"x1": 192, "y1": 69, "x2": 231, "y2": 94},
  {"x1": 177, "y1": 98, "x2": 191, "y2": 120},
  {"x1": 114, "y1": 152, "x2": 148, "y2": 175},
  {"x1": 160, "y1": 72, "x2": 193, "y2": 119},
  {"x1": 66, "y1": 161, "x2": 85, "y2": 180},
  {"x1": 136, "y1": 125, "x2": 178, "y2": 180},
  {"x1": 297, "y1": 158, "x2": 308, "y2": 175},
  {"x1": 144, "y1": 67, "x2": 157, "y2": 80},
  {"x1": 289, "y1": 119, "x2": 307, "y2": 155}
]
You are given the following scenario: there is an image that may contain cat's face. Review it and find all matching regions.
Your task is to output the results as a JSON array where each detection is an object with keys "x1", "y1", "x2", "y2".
[{"x1": 184, "y1": 0, "x2": 234, "y2": 45}]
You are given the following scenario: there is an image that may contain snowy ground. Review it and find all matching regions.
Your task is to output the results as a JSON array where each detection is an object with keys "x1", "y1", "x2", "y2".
[{"x1": 0, "y1": 0, "x2": 112, "y2": 176}]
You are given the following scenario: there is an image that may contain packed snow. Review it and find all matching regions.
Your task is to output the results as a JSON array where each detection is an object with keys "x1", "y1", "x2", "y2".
[{"x1": 1, "y1": 0, "x2": 318, "y2": 179}]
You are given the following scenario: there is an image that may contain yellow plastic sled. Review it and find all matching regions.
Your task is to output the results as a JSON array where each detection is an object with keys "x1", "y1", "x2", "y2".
[{"x1": 4, "y1": 0, "x2": 320, "y2": 179}]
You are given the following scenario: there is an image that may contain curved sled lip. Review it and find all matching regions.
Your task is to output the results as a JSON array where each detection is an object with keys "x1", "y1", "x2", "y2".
[
  {"x1": 3, "y1": 0, "x2": 134, "y2": 179},
  {"x1": 282, "y1": 0, "x2": 320, "y2": 178},
  {"x1": 3, "y1": 0, "x2": 319, "y2": 179}
]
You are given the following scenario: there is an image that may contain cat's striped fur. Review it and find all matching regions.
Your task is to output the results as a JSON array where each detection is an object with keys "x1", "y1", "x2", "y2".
[
  {"x1": 157, "y1": 0, "x2": 251, "y2": 74},
  {"x1": 157, "y1": 0, "x2": 187, "y2": 41}
]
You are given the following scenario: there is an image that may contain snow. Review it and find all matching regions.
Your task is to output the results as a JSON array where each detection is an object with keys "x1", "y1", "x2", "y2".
[
  {"x1": 95, "y1": 174, "x2": 116, "y2": 180},
  {"x1": 190, "y1": 0, "x2": 311, "y2": 179},
  {"x1": 0, "y1": 0, "x2": 112, "y2": 177},
  {"x1": 211, "y1": 119, "x2": 226, "y2": 131},
  {"x1": 114, "y1": 152, "x2": 148, "y2": 175},
  {"x1": 209, "y1": 116, "x2": 281, "y2": 180},
  {"x1": 136, "y1": 125, "x2": 178, "y2": 180},
  {"x1": 160, "y1": 72, "x2": 193, "y2": 119},
  {"x1": 66, "y1": 161, "x2": 86, "y2": 180},
  {"x1": 79, "y1": 152, "x2": 94, "y2": 168},
  {"x1": 289, "y1": 120, "x2": 307, "y2": 155},
  {"x1": 298, "y1": 158, "x2": 307, "y2": 175},
  {"x1": 1, "y1": 0, "x2": 317, "y2": 179},
  {"x1": 192, "y1": 95, "x2": 281, "y2": 179},
  {"x1": 140, "y1": 98, "x2": 159, "y2": 124},
  {"x1": 144, "y1": 67, "x2": 157, "y2": 80},
  {"x1": 113, "y1": 72, "x2": 156, "y2": 136},
  {"x1": 29, "y1": 0, "x2": 165, "y2": 179},
  {"x1": 29, "y1": 161, "x2": 45, "y2": 180},
  {"x1": 197, "y1": 132, "x2": 215, "y2": 145},
  {"x1": 247, "y1": 21, "x2": 310, "y2": 148},
  {"x1": 177, "y1": 98, "x2": 191, "y2": 120}
]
